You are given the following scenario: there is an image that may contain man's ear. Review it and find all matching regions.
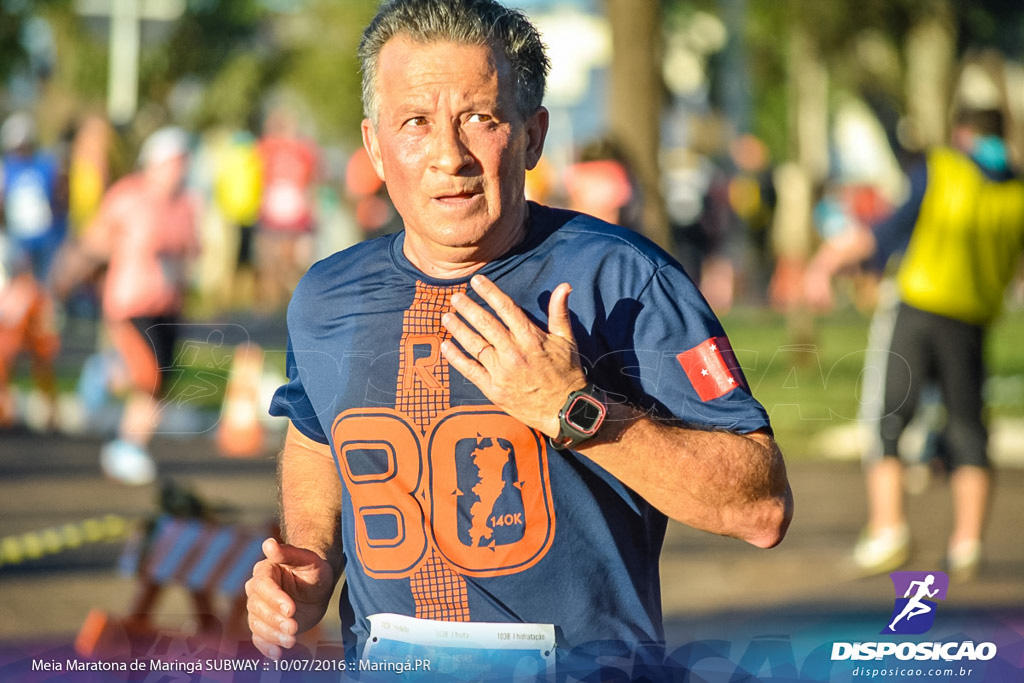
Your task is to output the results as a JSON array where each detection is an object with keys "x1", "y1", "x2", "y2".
[
  {"x1": 524, "y1": 106, "x2": 549, "y2": 171},
  {"x1": 361, "y1": 119, "x2": 386, "y2": 181}
]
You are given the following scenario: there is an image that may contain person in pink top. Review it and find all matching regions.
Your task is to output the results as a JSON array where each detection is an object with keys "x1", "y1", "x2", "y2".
[
  {"x1": 57, "y1": 127, "x2": 199, "y2": 485},
  {"x1": 255, "y1": 107, "x2": 318, "y2": 312}
]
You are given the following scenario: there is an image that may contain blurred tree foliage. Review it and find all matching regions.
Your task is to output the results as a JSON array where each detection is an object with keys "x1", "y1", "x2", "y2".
[
  {"x1": 667, "y1": 0, "x2": 920, "y2": 161},
  {"x1": 0, "y1": 3, "x2": 30, "y2": 86},
  {"x1": 8, "y1": 0, "x2": 1024, "y2": 155},
  {"x1": 956, "y1": 0, "x2": 1024, "y2": 55},
  {"x1": 668, "y1": 0, "x2": 1024, "y2": 163},
  {"x1": 38, "y1": 0, "x2": 109, "y2": 109},
  {"x1": 27, "y1": 0, "x2": 271, "y2": 132},
  {"x1": 19, "y1": 0, "x2": 376, "y2": 145},
  {"x1": 274, "y1": 0, "x2": 379, "y2": 146},
  {"x1": 151, "y1": 0, "x2": 272, "y2": 131}
]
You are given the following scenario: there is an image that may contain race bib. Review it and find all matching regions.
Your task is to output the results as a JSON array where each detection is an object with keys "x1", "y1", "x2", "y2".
[{"x1": 362, "y1": 613, "x2": 555, "y2": 681}]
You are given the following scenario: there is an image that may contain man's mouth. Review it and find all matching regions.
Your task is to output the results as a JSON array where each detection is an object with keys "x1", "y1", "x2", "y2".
[{"x1": 434, "y1": 191, "x2": 480, "y2": 203}]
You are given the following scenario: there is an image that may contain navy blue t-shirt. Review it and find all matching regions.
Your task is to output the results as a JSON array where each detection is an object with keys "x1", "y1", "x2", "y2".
[{"x1": 271, "y1": 202, "x2": 771, "y2": 653}]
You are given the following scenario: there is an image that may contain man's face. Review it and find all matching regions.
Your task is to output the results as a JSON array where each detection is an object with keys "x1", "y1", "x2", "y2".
[{"x1": 362, "y1": 38, "x2": 547, "y2": 259}]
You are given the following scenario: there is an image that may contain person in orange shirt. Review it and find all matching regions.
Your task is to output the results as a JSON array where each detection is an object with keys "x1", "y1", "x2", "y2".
[
  {"x1": 0, "y1": 240, "x2": 60, "y2": 428},
  {"x1": 56, "y1": 127, "x2": 200, "y2": 485}
]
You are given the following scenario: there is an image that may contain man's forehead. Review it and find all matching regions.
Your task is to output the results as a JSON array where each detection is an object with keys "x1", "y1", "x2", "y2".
[
  {"x1": 373, "y1": 36, "x2": 517, "y2": 117},
  {"x1": 378, "y1": 35, "x2": 510, "y2": 80}
]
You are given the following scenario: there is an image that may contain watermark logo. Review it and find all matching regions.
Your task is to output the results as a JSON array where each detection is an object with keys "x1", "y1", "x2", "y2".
[
  {"x1": 832, "y1": 569, "x2": 999, "y2": 666},
  {"x1": 882, "y1": 571, "x2": 949, "y2": 635}
]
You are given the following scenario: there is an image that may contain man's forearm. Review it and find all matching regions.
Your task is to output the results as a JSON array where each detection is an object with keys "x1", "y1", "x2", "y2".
[
  {"x1": 279, "y1": 424, "x2": 345, "y2": 574},
  {"x1": 577, "y1": 402, "x2": 793, "y2": 548},
  {"x1": 809, "y1": 225, "x2": 878, "y2": 277}
]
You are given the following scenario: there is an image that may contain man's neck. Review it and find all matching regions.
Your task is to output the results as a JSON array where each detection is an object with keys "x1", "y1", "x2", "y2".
[{"x1": 401, "y1": 205, "x2": 530, "y2": 280}]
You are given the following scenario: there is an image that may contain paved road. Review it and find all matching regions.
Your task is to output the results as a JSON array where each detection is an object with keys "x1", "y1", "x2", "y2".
[{"x1": 1, "y1": 428, "x2": 1022, "y2": 680}]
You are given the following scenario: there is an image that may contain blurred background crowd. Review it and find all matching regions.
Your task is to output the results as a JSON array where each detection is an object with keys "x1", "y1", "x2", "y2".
[{"x1": 1, "y1": 0, "x2": 1023, "y2": 452}]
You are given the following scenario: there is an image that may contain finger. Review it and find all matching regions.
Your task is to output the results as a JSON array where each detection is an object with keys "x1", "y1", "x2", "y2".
[
  {"x1": 248, "y1": 616, "x2": 295, "y2": 662},
  {"x1": 441, "y1": 338, "x2": 494, "y2": 393},
  {"x1": 468, "y1": 274, "x2": 538, "y2": 339},
  {"x1": 441, "y1": 310, "x2": 493, "y2": 361},
  {"x1": 247, "y1": 603, "x2": 296, "y2": 649},
  {"x1": 247, "y1": 586, "x2": 297, "y2": 634},
  {"x1": 262, "y1": 537, "x2": 323, "y2": 574},
  {"x1": 247, "y1": 562, "x2": 297, "y2": 618},
  {"x1": 251, "y1": 634, "x2": 285, "y2": 661},
  {"x1": 251, "y1": 634, "x2": 279, "y2": 660},
  {"x1": 261, "y1": 537, "x2": 287, "y2": 563},
  {"x1": 449, "y1": 290, "x2": 515, "y2": 353},
  {"x1": 248, "y1": 585, "x2": 298, "y2": 638},
  {"x1": 547, "y1": 283, "x2": 575, "y2": 342},
  {"x1": 252, "y1": 615, "x2": 297, "y2": 649}
]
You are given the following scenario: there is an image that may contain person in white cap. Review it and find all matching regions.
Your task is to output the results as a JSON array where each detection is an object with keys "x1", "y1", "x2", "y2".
[
  {"x1": 0, "y1": 111, "x2": 67, "y2": 283},
  {"x1": 56, "y1": 126, "x2": 200, "y2": 485}
]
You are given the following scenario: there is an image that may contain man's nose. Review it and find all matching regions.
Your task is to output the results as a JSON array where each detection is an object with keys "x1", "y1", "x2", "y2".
[{"x1": 429, "y1": 122, "x2": 473, "y2": 174}]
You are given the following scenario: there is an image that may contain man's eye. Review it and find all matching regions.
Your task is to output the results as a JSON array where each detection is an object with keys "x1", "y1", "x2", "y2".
[
  {"x1": 467, "y1": 113, "x2": 493, "y2": 123},
  {"x1": 404, "y1": 116, "x2": 428, "y2": 127}
]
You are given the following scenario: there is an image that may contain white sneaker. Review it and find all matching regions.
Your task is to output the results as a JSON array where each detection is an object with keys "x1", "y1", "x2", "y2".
[
  {"x1": 852, "y1": 524, "x2": 910, "y2": 576},
  {"x1": 946, "y1": 539, "x2": 981, "y2": 583},
  {"x1": 100, "y1": 439, "x2": 157, "y2": 486}
]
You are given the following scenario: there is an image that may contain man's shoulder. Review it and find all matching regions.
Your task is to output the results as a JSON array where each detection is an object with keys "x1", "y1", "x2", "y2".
[
  {"x1": 98, "y1": 174, "x2": 147, "y2": 215},
  {"x1": 531, "y1": 203, "x2": 673, "y2": 271},
  {"x1": 290, "y1": 235, "x2": 395, "y2": 303}
]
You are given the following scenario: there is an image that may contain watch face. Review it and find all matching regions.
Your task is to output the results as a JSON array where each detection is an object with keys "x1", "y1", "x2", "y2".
[{"x1": 567, "y1": 395, "x2": 604, "y2": 434}]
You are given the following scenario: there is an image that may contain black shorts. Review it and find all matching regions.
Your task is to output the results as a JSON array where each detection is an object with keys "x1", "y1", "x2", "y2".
[
  {"x1": 127, "y1": 315, "x2": 180, "y2": 397},
  {"x1": 237, "y1": 224, "x2": 255, "y2": 268},
  {"x1": 879, "y1": 303, "x2": 988, "y2": 469}
]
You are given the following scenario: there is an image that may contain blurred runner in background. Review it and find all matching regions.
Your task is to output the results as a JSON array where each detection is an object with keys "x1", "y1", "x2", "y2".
[
  {"x1": 1, "y1": 111, "x2": 68, "y2": 284},
  {"x1": 255, "y1": 106, "x2": 318, "y2": 313},
  {"x1": 68, "y1": 114, "x2": 119, "y2": 238},
  {"x1": 214, "y1": 129, "x2": 263, "y2": 310},
  {"x1": 804, "y1": 106, "x2": 1024, "y2": 582},
  {"x1": 0, "y1": 233, "x2": 59, "y2": 428},
  {"x1": 56, "y1": 127, "x2": 200, "y2": 486}
]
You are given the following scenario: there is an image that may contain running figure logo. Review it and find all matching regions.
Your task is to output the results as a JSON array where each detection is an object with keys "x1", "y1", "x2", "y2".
[{"x1": 883, "y1": 571, "x2": 949, "y2": 635}]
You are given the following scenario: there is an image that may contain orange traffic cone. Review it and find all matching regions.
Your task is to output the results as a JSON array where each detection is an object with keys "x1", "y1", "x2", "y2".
[
  {"x1": 74, "y1": 608, "x2": 133, "y2": 659},
  {"x1": 216, "y1": 343, "x2": 265, "y2": 458}
]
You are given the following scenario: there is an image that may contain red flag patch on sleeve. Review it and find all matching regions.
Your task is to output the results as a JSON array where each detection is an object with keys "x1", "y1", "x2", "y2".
[{"x1": 677, "y1": 336, "x2": 746, "y2": 402}]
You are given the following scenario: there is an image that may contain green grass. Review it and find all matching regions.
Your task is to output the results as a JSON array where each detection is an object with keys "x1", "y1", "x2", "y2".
[
  {"x1": 14, "y1": 303, "x2": 1024, "y2": 462},
  {"x1": 720, "y1": 305, "x2": 1024, "y2": 460}
]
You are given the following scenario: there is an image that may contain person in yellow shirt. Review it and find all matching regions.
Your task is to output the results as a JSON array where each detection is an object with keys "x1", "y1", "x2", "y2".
[{"x1": 804, "y1": 106, "x2": 1024, "y2": 581}]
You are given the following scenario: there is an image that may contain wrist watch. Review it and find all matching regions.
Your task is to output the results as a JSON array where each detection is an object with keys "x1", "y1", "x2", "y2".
[{"x1": 549, "y1": 384, "x2": 607, "y2": 450}]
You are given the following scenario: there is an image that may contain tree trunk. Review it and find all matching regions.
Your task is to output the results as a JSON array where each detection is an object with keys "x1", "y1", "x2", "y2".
[
  {"x1": 904, "y1": 1, "x2": 956, "y2": 150},
  {"x1": 605, "y1": 0, "x2": 669, "y2": 249}
]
